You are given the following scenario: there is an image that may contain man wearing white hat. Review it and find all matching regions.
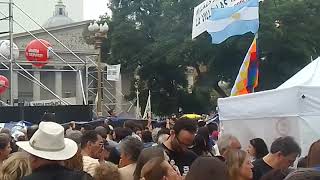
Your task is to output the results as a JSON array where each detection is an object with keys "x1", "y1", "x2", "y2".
[{"x1": 17, "y1": 121, "x2": 92, "y2": 180}]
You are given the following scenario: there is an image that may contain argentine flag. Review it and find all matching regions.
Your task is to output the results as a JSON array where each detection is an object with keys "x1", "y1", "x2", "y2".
[{"x1": 207, "y1": 0, "x2": 259, "y2": 44}]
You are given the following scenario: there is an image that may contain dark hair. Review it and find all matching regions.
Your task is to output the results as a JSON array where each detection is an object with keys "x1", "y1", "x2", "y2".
[
  {"x1": 270, "y1": 136, "x2": 301, "y2": 156},
  {"x1": 120, "y1": 137, "x2": 143, "y2": 162},
  {"x1": 95, "y1": 126, "x2": 108, "y2": 139},
  {"x1": 82, "y1": 124, "x2": 94, "y2": 131},
  {"x1": 80, "y1": 130, "x2": 99, "y2": 149},
  {"x1": 124, "y1": 120, "x2": 142, "y2": 132},
  {"x1": 260, "y1": 169, "x2": 291, "y2": 180},
  {"x1": 198, "y1": 121, "x2": 206, "y2": 127},
  {"x1": 114, "y1": 128, "x2": 132, "y2": 142},
  {"x1": 207, "y1": 123, "x2": 218, "y2": 134},
  {"x1": 141, "y1": 130, "x2": 153, "y2": 143},
  {"x1": 307, "y1": 140, "x2": 320, "y2": 168},
  {"x1": 249, "y1": 138, "x2": 269, "y2": 159},
  {"x1": 26, "y1": 125, "x2": 38, "y2": 140},
  {"x1": 0, "y1": 133, "x2": 10, "y2": 150},
  {"x1": 192, "y1": 127, "x2": 210, "y2": 156},
  {"x1": 192, "y1": 135, "x2": 207, "y2": 156},
  {"x1": 298, "y1": 156, "x2": 308, "y2": 168},
  {"x1": 134, "y1": 147, "x2": 165, "y2": 180},
  {"x1": 185, "y1": 157, "x2": 229, "y2": 180},
  {"x1": 173, "y1": 118, "x2": 197, "y2": 135},
  {"x1": 107, "y1": 147, "x2": 121, "y2": 165}
]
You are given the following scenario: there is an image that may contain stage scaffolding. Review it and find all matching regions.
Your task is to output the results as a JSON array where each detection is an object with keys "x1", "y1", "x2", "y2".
[{"x1": 0, "y1": 0, "x2": 134, "y2": 116}]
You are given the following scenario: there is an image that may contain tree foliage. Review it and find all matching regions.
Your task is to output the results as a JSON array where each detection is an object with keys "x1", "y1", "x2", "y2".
[{"x1": 100, "y1": 0, "x2": 320, "y2": 115}]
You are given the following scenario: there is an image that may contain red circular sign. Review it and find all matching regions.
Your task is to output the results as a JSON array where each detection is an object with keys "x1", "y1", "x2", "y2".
[
  {"x1": 0, "y1": 75, "x2": 9, "y2": 94},
  {"x1": 25, "y1": 39, "x2": 52, "y2": 68}
]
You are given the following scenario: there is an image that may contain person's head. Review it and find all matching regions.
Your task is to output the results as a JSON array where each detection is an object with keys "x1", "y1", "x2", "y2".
[
  {"x1": 217, "y1": 134, "x2": 241, "y2": 156},
  {"x1": 65, "y1": 130, "x2": 83, "y2": 171},
  {"x1": 124, "y1": 120, "x2": 142, "y2": 133},
  {"x1": 140, "y1": 157, "x2": 181, "y2": 180},
  {"x1": 26, "y1": 125, "x2": 38, "y2": 140},
  {"x1": 108, "y1": 109, "x2": 116, "y2": 116},
  {"x1": 0, "y1": 133, "x2": 12, "y2": 162},
  {"x1": 113, "y1": 127, "x2": 133, "y2": 142},
  {"x1": 192, "y1": 134, "x2": 208, "y2": 156},
  {"x1": 152, "y1": 128, "x2": 161, "y2": 143},
  {"x1": 284, "y1": 168, "x2": 320, "y2": 180},
  {"x1": 142, "y1": 130, "x2": 153, "y2": 143},
  {"x1": 95, "y1": 126, "x2": 109, "y2": 139},
  {"x1": 260, "y1": 169, "x2": 291, "y2": 180},
  {"x1": 269, "y1": 136, "x2": 301, "y2": 169},
  {"x1": 0, "y1": 152, "x2": 31, "y2": 180},
  {"x1": 156, "y1": 128, "x2": 170, "y2": 144},
  {"x1": 94, "y1": 162, "x2": 120, "y2": 180},
  {"x1": 158, "y1": 134, "x2": 169, "y2": 145},
  {"x1": 16, "y1": 122, "x2": 78, "y2": 170},
  {"x1": 197, "y1": 120, "x2": 206, "y2": 127},
  {"x1": 167, "y1": 118, "x2": 197, "y2": 153},
  {"x1": 80, "y1": 124, "x2": 94, "y2": 134},
  {"x1": 307, "y1": 140, "x2": 320, "y2": 168},
  {"x1": 225, "y1": 149, "x2": 253, "y2": 180},
  {"x1": 134, "y1": 147, "x2": 165, "y2": 180},
  {"x1": 0, "y1": 128, "x2": 11, "y2": 136},
  {"x1": 207, "y1": 122, "x2": 218, "y2": 134},
  {"x1": 81, "y1": 130, "x2": 104, "y2": 159},
  {"x1": 66, "y1": 130, "x2": 82, "y2": 145},
  {"x1": 185, "y1": 157, "x2": 229, "y2": 180},
  {"x1": 119, "y1": 137, "x2": 143, "y2": 167},
  {"x1": 247, "y1": 138, "x2": 269, "y2": 160},
  {"x1": 68, "y1": 121, "x2": 76, "y2": 130}
]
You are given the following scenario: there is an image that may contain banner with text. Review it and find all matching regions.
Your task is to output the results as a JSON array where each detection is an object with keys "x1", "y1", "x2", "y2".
[
  {"x1": 107, "y1": 64, "x2": 121, "y2": 81},
  {"x1": 192, "y1": 0, "x2": 246, "y2": 39},
  {"x1": 29, "y1": 97, "x2": 76, "y2": 106}
]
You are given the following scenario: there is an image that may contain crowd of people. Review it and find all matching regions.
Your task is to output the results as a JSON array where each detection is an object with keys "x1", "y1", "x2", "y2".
[{"x1": 0, "y1": 116, "x2": 320, "y2": 180}]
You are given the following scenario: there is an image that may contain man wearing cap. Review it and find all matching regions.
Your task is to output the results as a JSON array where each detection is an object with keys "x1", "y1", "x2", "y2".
[{"x1": 17, "y1": 121, "x2": 92, "y2": 180}]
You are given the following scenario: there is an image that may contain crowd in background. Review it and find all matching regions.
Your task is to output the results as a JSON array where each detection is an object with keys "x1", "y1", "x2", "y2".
[{"x1": 0, "y1": 115, "x2": 319, "y2": 180}]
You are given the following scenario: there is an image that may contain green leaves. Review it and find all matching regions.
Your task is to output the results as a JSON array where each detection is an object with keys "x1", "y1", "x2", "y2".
[{"x1": 100, "y1": 0, "x2": 320, "y2": 115}]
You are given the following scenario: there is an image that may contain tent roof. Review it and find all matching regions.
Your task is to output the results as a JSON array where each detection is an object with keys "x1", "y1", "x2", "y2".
[
  {"x1": 218, "y1": 57, "x2": 320, "y2": 120},
  {"x1": 278, "y1": 57, "x2": 320, "y2": 89}
]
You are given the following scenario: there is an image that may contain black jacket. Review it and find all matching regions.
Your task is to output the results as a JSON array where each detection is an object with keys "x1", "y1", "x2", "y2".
[{"x1": 22, "y1": 164, "x2": 93, "y2": 180}]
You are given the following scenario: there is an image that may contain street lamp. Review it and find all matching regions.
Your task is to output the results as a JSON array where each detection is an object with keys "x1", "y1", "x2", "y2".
[{"x1": 88, "y1": 21, "x2": 109, "y2": 116}]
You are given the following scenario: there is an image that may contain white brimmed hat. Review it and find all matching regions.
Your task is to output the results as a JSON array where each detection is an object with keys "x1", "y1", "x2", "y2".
[{"x1": 16, "y1": 121, "x2": 78, "y2": 161}]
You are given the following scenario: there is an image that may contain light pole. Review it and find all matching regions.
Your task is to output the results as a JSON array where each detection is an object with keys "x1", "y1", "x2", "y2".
[{"x1": 88, "y1": 21, "x2": 109, "y2": 116}]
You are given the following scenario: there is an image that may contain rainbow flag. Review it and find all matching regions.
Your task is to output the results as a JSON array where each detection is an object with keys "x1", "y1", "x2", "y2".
[{"x1": 231, "y1": 35, "x2": 259, "y2": 96}]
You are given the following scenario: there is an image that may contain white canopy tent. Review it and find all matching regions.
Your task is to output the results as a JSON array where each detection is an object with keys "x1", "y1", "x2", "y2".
[{"x1": 218, "y1": 57, "x2": 320, "y2": 155}]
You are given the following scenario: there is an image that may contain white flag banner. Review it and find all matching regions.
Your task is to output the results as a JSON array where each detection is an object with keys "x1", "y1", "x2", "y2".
[
  {"x1": 107, "y1": 64, "x2": 121, "y2": 81},
  {"x1": 192, "y1": 0, "x2": 245, "y2": 39},
  {"x1": 143, "y1": 90, "x2": 152, "y2": 119}
]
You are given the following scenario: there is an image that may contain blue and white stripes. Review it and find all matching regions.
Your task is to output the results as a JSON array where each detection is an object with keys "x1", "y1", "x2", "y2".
[{"x1": 207, "y1": 0, "x2": 259, "y2": 44}]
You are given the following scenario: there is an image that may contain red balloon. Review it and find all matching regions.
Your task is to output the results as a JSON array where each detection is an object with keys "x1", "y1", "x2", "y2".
[
  {"x1": 25, "y1": 39, "x2": 52, "y2": 68},
  {"x1": 0, "y1": 75, "x2": 9, "y2": 94}
]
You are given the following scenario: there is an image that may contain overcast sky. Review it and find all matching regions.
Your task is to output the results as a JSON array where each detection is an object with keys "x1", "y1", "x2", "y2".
[{"x1": 83, "y1": 0, "x2": 111, "y2": 20}]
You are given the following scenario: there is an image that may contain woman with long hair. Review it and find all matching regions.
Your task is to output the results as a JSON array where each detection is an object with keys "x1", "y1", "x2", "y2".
[
  {"x1": 191, "y1": 127, "x2": 212, "y2": 156},
  {"x1": 225, "y1": 149, "x2": 253, "y2": 180},
  {"x1": 247, "y1": 138, "x2": 268, "y2": 161},
  {"x1": 0, "y1": 152, "x2": 31, "y2": 180}
]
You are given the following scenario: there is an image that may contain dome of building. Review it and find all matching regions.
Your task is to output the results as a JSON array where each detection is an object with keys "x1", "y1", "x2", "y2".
[{"x1": 43, "y1": 0, "x2": 74, "y2": 28}]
